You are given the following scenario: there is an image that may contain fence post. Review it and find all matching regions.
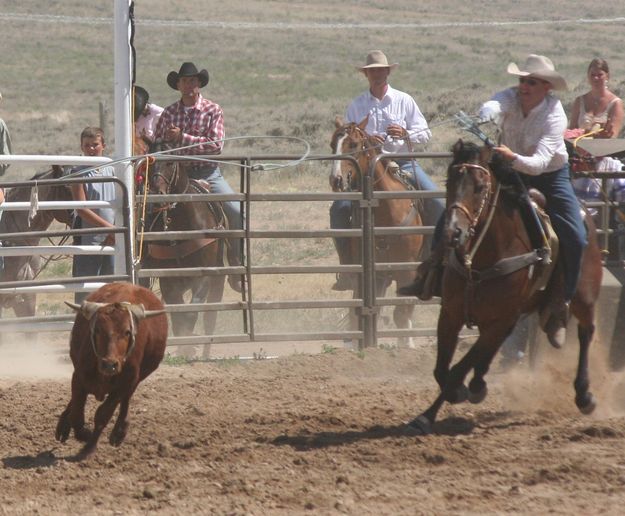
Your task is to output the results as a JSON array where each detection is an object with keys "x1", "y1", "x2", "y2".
[{"x1": 360, "y1": 159, "x2": 378, "y2": 348}]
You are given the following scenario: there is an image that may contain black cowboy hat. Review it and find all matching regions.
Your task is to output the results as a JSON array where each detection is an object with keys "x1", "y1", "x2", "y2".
[
  {"x1": 133, "y1": 85, "x2": 149, "y2": 120},
  {"x1": 166, "y1": 62, "x2": 209, "y2": 90}
]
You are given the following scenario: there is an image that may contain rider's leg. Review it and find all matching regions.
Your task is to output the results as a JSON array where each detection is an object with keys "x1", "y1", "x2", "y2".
[
  {"x1": 397, "y1": 213, "x2": 446, "y2": 300},
  {"x1": 526, "y1": 165, "x2": 587, "y2": 347},
  {"x1": 330, "y1": 199, "x2": 354, "y2": 291}
]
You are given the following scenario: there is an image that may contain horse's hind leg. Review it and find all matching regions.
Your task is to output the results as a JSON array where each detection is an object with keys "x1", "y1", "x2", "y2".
[
  {"x1": 574, "y1": 322, "x2": 596, "y2": 413},
  {"x1": 572, "y1": 296, "x2": 597, "y2": 413}
]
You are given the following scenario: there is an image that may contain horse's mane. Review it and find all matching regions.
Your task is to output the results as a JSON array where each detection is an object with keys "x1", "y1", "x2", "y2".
[{"x1": 5, "y1": 167, "x2": 67, "y2": 202}]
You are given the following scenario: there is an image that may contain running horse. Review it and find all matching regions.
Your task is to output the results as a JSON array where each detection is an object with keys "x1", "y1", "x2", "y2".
[
  {"x1": 330, "y1": 117, "x2": 424, "y2": 346},
  {"x1": 137, "y1": 149, "x2": 227, "y2": 340},
  {"x1": 408, "y1": 140, "x2": 602, "y2": 434},
  {"x1": 0, "y1": 165, "x2": 73, "y2": 317}
]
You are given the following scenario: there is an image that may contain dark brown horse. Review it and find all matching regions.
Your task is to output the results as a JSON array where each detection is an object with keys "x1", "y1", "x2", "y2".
[
  {"x1": 139, "y1": 154, "x2": 226, "y2": 339},
  {"x1": 330, "y1": 117, "x2": 424, "y2": 347},
  {"x1": 0, "y1": 165, "x2": 73, "y2": 317},
  {"x1": 409, "y1": 140, "x2": 603, "y2": 434}
]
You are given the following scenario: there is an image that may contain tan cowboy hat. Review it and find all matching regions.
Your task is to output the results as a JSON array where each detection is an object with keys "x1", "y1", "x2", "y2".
[
  {"x1": 507, "y1": 54, "x2": 568, "y2": 91},
  {"x1": 356, "y1": 50, "x2": 398, "y2": 72}
]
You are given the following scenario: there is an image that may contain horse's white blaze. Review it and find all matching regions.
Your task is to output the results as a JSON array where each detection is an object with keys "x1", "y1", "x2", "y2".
[{"x1": 330, "y1": 133, "x2": 348, "y2": 185}]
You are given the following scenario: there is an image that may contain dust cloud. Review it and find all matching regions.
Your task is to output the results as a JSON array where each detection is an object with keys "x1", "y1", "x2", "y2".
[{"x1": 0, "y1": 332, "x2": 72, "y2": 383}]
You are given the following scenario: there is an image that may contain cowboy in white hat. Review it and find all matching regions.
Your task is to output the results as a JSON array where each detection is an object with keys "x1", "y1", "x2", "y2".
[
  {"x1": 153, "y1": 62, "x2": 243, "y2": 293},
  {"x1": 329, "y1": 50, "x2": 444, "y2": 291},
  {"x1": 403, "y1": 54, "x2": 583, "y2": 349}
]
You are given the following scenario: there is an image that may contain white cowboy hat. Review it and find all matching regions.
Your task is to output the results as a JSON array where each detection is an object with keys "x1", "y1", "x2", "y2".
[
  {"x1": 507, "y1": 54, "x2": 568, "y2": 91},
  {"x1": 356, "y1": 50, "x2": 398, "y2": 72}
]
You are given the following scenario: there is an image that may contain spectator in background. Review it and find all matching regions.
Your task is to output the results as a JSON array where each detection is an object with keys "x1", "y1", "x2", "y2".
[
  {"x1": 569, "y1": 58, "x2": 623, "y2": 138},
  {"x1": 69, "y1": 127, "x2": 117, "y2": 303},
  {"x1": 0, "y1": 91, "x2": 13, "y2": 176},
  {"x1": 329, "y1": 50, "x2": 444, "y2": 291},
  {"x1": 134, "y1": 85, "x2": 163, "y2": 149},
  {"x1": 154, "y1": 61, "x2": 243, "y2": 293},
  {"x1": 567, "y1": 58, "x2": 625, "y2": 257}
]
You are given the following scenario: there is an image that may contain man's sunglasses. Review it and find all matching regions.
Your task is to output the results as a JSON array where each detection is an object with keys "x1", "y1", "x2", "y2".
[{"x1": 518, "y1": 77, "x2": 548, "y2": 86}]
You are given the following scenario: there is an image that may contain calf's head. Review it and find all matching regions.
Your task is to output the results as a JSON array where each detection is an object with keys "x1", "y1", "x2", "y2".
[{"x1": 66, "y1": 300, "x2": 165, "y2": 376}]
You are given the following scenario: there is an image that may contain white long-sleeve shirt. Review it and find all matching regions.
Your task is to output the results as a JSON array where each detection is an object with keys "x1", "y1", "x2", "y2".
[
  {"x1": 346, "y1": 85, "x2": 431, "y2": 154},
  {"x1": 479, "y1": 87, "x2": 568, "y2": 176}
]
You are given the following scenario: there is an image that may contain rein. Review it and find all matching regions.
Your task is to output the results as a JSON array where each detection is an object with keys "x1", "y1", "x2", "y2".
[
  {"x1": 144, "y1": 162, "x2": 224, "y2": 261},
  {"x1": 448, "y1": 161, "x2": 545, "y2": 328}
]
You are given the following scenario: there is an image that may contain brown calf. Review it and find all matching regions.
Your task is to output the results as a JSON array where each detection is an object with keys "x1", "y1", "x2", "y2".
[{"x1": 55, "y1": 282, "x2": 168, "y2": 460}]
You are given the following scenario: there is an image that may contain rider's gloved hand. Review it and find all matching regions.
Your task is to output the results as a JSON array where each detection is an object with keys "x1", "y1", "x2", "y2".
[{"x1": 478, "y1": 101, "x2": 501, "y2": 124}]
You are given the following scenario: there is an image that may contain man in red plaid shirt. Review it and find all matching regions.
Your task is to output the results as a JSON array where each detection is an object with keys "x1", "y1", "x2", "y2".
[{"x1": 155, "y1": 62, "x2": 243, "y2": 293}]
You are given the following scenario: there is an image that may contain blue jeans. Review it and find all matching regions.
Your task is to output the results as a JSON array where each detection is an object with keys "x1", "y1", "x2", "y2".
[
  {"x1": 73, "y1": 254, "x2": 114, "y2": 304},
  {"x1": 330, "y1": 160, "x2": 445, "y2": 262},
  {"x1": 522, "y1": 164, "x2": 586, "y2": 301},
  {"x1": 189, "y1": 166, "x2": 242, "y2": 264}
]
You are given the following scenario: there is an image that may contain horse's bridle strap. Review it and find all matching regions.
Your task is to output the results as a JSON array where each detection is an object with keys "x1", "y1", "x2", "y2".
[{"x1": 148, "y1": 238, "x2": 217, "y2": 260}]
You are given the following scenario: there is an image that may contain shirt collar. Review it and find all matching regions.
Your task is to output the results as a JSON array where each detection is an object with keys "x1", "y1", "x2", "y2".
[
  {"x1": 366, "y1": 84, "x2": 393, "y2": 103},
  {"x1": 176, "y1": 93, "x2": 203, "y2": 111}
]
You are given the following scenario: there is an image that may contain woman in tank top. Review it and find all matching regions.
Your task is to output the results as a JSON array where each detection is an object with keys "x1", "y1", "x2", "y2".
[{"x1": 569, "y1": 58, "x2": 623, "y2": 138}]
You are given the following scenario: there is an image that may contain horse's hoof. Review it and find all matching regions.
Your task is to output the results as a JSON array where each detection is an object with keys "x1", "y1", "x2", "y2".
[
  {"x1": 406, "y1": 415, "x2": 432, "y2": 435},
  {"x1": 447, "y1": 384, "x2": 469, "y2": 404},
  {"x1": 577, "y1": 392, "x2": 597, "y2": 415},
  {"x1": 468, "y1": 385, "x2": 488, "y2": 404}
]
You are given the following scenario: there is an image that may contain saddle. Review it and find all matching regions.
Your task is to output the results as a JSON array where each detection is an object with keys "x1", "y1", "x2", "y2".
[{"x1": 525, "y1": 189, "x2": 558, "y2": 297}]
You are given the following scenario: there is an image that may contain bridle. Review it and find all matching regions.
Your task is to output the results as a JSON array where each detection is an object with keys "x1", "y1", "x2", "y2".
[
  {"x1": 334, "y1": 125, "x2": 385, "y2": 192},
  {"x1": 149, "y1": 161, "x2": 189, "y2": 231},
  {"x1": 447, "y1": 161, "x2": 502, "y2": 268}
]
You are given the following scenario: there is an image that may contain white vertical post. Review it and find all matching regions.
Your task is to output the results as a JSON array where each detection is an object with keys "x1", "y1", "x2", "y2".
[{"x1": 113, "y1": 0, "x2": 135, "y2": 281}]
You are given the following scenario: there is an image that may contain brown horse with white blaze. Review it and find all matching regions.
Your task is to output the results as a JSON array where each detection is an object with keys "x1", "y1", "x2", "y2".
[
  {"x1": 408, "y1": 140, "x2": 602, "y2": 434},
  {"x1": 330, "y1": 117, "x2": 424, "y2": 346}
]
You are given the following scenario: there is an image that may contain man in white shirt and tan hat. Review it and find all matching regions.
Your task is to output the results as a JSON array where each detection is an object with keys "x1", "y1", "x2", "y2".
[
  {"x1": 401, "y1": 54, "x2": 585, "y2": 349},
  {"x1": 329, "y1": 50, "x2": 444, "y2": 291}
]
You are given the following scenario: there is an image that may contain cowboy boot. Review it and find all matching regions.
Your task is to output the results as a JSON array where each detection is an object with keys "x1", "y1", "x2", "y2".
[
  {"x1": 540, "y1": 270, "x2": 569, "y2": 348},
  {"x1": 542, "y1": 299, "x2": 570, "y2": 349},
  {"x1": 397, "y1": 244, "x2": 444, "y2": 301}
]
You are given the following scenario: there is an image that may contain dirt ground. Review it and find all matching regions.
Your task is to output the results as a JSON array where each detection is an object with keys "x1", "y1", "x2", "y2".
[{"x1": 1, "y1": 337, "x2": 625, "y2": 515}]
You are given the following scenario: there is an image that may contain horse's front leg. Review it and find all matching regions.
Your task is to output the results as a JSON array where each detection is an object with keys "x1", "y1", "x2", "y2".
[
  {"x1": 160, "y1": 278, "x2": 196, "y2": 336},
  {"x1": 409, "y1": 302, "x2": 465, "y2": 435},
  {"x1": 467, "y1": 320, "x2": 517, "y2": 404},
  {"x1": 433, "y1": 303, "x2": 465, "y2": 401}
]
